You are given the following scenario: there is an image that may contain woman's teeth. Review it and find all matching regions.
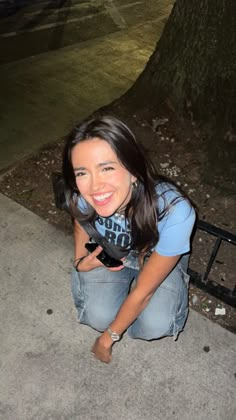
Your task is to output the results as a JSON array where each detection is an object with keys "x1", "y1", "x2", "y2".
[{"x1": 93, "y1": 193, "x2": 112, "y2": 202}]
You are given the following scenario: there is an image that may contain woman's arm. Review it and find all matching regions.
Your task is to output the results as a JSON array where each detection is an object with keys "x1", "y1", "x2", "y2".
[
  {"x1": 74, "y1": 218, "x2": 90, "y2": 260},
  {"x1": 91, "y1": 251, "x2": 180, "y2": 362}
]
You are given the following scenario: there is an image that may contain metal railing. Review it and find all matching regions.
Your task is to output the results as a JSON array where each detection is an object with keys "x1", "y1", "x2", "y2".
[{"x1": 188, "y1": 220, "x2": 236, "y2": 308}]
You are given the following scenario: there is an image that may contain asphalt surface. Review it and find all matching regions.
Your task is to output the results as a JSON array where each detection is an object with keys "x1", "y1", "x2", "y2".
[
  {"x1": 0, "y1": 1, "x2": 236, "y2": 419},
  {"x1": 0, "y1": 0, "x2": 172, "y2": 171}
]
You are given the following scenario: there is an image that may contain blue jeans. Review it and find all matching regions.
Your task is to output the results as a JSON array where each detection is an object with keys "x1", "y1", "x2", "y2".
[{"x1": 71, "y1": 255, "x2": 190, "y2": 341}]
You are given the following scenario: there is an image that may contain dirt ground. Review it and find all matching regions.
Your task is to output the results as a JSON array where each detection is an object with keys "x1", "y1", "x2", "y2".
[{"x1": 1, "y1": 98, "x2": 235, "y2": 333}]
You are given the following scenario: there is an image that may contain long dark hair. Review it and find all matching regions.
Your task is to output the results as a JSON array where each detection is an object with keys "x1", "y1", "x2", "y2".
[{"x1": 63, "y1": 115, "x2": 186, "y2": 253}]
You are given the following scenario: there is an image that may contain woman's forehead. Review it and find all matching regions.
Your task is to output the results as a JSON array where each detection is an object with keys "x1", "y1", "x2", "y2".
[{"x1": 72, "y1": 137, "x2": 119, "y2": 164}]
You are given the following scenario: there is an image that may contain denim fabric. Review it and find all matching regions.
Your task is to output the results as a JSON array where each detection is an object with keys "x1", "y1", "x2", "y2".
[{"x1": 71, "y1": 255, "x2": 190, "y2": 341}]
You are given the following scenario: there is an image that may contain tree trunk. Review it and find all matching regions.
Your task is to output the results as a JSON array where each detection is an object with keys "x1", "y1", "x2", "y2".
[{"x1": 128, "y1": 0, "x2": 236, "y2": 184}]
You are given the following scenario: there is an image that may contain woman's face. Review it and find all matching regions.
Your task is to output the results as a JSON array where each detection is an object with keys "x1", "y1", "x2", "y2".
[{"x1": 71, "y1": 137, "x2": 136, "y2": 217}]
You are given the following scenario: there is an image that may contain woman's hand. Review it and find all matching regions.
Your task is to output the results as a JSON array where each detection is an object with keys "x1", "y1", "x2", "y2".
[
  {"x1": 107, "y1": 260, "x2": 125, "y2": 272},
  {"x1": 91, "y1": 332, "x2": 113, "y2": 363},
  {"x1": 78, "y1": 246, "x2": 125, "y2": 272},
  {"x1": 77, "y1": 245, "x2": 104, "y2": 271}
]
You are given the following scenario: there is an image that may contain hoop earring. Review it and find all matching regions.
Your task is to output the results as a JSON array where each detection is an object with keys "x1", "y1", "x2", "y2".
[{"x1": 132, "y1": 181, "x2": 138, "y2": 188}]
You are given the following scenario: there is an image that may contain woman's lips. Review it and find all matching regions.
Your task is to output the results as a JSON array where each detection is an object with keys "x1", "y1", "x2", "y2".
[{"x1": 92, "y1": 192, "x2": 113, "y2": 206}]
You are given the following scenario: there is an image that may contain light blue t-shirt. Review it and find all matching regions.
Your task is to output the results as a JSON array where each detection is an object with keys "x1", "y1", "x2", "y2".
[{"x1": 78, "y1": 183, "x2": 196, "y2": 257}]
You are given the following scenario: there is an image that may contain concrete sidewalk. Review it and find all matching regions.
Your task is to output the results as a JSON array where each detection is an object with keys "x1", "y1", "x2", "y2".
[{"x1": 0, "y1": 192, "x2": 236, "y2": 420}]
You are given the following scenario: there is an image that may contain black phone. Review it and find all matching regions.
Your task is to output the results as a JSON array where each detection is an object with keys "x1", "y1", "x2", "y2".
[{"x1": 85, "y1": 242, "x2": 123, "y2": 268}]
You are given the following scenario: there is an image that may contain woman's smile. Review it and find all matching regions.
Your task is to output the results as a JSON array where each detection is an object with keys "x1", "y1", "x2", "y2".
[
  {"x1": 71, "y1": 138, "x2": 136, "y2": 217},
  {"x1": 92, "y1": 192, "x2": 113, "y2": 206}
]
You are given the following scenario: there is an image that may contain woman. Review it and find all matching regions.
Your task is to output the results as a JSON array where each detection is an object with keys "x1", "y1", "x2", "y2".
[{"x1": 63, "y1": 115, "x2": 196, "y2": 363}]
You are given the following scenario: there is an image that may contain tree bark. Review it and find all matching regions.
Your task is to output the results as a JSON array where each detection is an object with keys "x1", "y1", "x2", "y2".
[{"x1": 128, "y1": 0, "x2": 236, "y2": 183}]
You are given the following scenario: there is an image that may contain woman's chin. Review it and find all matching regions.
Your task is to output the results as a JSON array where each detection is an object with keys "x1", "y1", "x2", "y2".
[
  {"x1": 96, "y1": 211, "x2": 113, "y2": 218},
  {"x1": 95, "y1": 207, "x2": 116, "y2": 218}
]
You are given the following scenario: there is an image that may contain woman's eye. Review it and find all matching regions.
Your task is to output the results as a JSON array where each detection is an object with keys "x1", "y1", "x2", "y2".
[
  {"x1": 102, "y1": 166, "x2": 114, "y2": 172},
  {"x1": 75, "y1": 171, "x2": 86, "y2": 177}
]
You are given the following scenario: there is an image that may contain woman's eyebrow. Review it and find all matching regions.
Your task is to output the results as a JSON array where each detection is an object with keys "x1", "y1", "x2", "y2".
[
  {"x1": 73, "y1": 166, "x2": 86, "y2": 171},
  {"x1": 73, "y1": 161, "x2": 117, "y2": 171},
  {"x1": 97, "y1": 161, "x2": 117, "y2": 167}
]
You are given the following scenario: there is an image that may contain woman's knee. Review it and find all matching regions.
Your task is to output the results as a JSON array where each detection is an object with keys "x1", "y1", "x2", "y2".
[
  {"x1": 71, "y1": 267, "x2": 128, "y2": 332},
  {"x1": 128, "y1": 274, "x2": 189, "y2": 341},
  {"x1": 128, "y1": 312, "x2": 173, "y2": 340},
  {"x1": 82, "y1": 306, "x2": 115, "y2": 332}
]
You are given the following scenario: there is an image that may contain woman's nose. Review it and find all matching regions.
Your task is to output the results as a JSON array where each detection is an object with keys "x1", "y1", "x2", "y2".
[{"x1": 90, "y1": 174, "x2": 104, "y2": 191}]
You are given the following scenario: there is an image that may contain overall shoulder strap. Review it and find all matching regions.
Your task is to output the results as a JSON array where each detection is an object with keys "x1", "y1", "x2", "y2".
[{"x1": 79, "y1": 220, "x2": 106, "y2": 246}]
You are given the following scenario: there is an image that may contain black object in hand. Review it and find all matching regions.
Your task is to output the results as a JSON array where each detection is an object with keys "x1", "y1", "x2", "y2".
[{"x1": 85, "y1": 242, "x2": 123, "y2": 267}]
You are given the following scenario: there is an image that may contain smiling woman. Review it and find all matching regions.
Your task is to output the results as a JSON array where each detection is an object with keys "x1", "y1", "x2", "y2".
[{"x1": 62, "y1": 115, "x2": 196, "y2": 363}]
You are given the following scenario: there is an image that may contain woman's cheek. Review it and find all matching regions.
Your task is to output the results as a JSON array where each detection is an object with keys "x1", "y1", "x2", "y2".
[
  {"x1": 76, "y1": 179, "x2": 84, "y2": 193},
  {"x1": 78, "y1": 180, "x2": 91, "y2": 198}
]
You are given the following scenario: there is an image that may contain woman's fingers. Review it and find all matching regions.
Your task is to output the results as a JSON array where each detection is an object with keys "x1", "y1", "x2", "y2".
[
  {"x1": 87, "y1": 245, "x2": 125, "y2": 271},
  {"x1": 91, "y1": 337, "x2": 112, "y2": 363},
  {"x1": 91, "y1": 245, "x2": 103, "y2": 257},
  {"x1": 108, "y1": 265, "x2": 125, "y2": 272}
]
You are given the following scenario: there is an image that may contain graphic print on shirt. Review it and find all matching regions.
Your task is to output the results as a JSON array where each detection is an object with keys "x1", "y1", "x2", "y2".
[{"x1": 95, "y1": 216, "x2": 131, "y2": 248}]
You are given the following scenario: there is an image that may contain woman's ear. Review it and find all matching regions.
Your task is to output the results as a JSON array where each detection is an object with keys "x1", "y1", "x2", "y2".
[
  {"x1": 132, "y1": 177, "x2": 138, "y2": 189},
  {"x1": 131, "y1": 175, "x2": 137, "y2": 184}
]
